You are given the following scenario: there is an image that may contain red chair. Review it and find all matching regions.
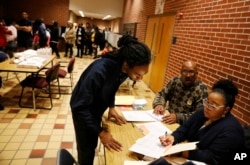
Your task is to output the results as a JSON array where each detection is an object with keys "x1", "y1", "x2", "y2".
[
  {"x1": 57, "y1": 57, "x2": 75, "y2": 94},
  {"x1": 19, "y1": 62, "x2": 61, "y2": 110}
]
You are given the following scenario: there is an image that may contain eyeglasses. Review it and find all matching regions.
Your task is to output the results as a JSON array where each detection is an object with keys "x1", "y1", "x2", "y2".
[
  {"x1": 181, "y1": 70, "x2": 196, "y2": 76},
  {"x1": 203, "y1": 99, "x2": 225, "y2": 110}
]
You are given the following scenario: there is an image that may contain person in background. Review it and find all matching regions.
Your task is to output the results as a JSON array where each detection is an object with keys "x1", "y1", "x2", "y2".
[
  {"x1": 64, "y1": 21, "x2": 75, "y2": 58},
  {"x1": 15, "y1": 11, "x2": 32, "y2": 51},
  {"x1": 5, "y1": 19, "x2": 17, "y2": 58},
  {"x1": 159, "y1": 79, "x2": 245, "y2": 165},
  {"x1": 70, "y1": 35, "x2": 151, "y2": 165},
  {"x1": 153, "y1": 60, "x2": 208, "y2": 124},
  {"x1": 84, "y1": 22, "x2": 93, "y2": 55},
  {"x1": 35, "y1": 18, "x2": 47, "y2": 48},
  {"x1": 0, "y1": 51, "x2": 9, "y2": 110},
  {"x1": 75, "y1": 23, "x2": 85, "y2": 58},
  {"x1": 45, "y1": 28, "x2": 51, "y2": 47},
  {"x1": 50, "y1": 21, "x2": 60, "y2": 58},
  {"x1": 0, "y1": 19, "x2": 12, "y2": 51},
  {"x1": 92, "y1": 26, "x2": 106, "y2": 59}
]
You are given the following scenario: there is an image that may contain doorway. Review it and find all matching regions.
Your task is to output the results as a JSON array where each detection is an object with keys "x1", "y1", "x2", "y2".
[{"x1": 143, "y1": 14, "x2": 176, "y2": 93}]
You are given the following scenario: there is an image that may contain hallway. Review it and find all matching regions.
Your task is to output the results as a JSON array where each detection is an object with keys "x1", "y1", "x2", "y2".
[{"x1": 0, "y1": 54, "x2": 155, "y2": 165}]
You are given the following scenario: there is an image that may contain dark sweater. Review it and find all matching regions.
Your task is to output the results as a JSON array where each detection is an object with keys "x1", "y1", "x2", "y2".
[
  {"x1": 70, "y1": 57, "x2": 127, "y2": 135},
  {"x1": 172, "y1": 108, "x2": 245, "y2": 165}
]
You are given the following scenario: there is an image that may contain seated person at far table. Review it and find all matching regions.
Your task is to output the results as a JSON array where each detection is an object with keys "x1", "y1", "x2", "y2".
[
  {"x1": 153, "y1": 60, "x2": 208, "y2": 124},
  {"x1": 159, "y1": 79, "x2": 245, "y2": 165},
  {"x1": 0, "y1": 51, "x2": 9, "y2": 110}
]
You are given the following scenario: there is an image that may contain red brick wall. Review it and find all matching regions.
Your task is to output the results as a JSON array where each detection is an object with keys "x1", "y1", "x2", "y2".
[
  {"x1": 123, "y1": 0, "x2": 250, "y2": 125},
  {"x1": 3, "y1": 0, "x2": 69, "y2": 26}
]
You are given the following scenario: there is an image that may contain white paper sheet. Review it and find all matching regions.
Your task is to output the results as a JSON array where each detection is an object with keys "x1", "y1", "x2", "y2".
[
  {"x1": 115, "y1": 95, "x2": 135, "y2": 105},
  {"x1": 135, "y1": 121, "x2": 172, "y2": 135},
  {"x1": 130, "y1": 132, "x2": 198, "y2": 159},
  {"x1": 124, "y1": 160, "x2": 151, "y2": 165},
  {"x1": 121, "y1": 110, "x2": 165, "y2": 122}
]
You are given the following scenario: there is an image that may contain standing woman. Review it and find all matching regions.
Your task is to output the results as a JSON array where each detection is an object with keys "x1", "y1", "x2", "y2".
[
  {"x1": 159, "y1": 79, "x2": 245, "y2": 165},
  {"x1": 70, "y1": 35, "x2": 151, "y2": 165},
  {"x1": 64, "y1": 21, "x2": 75, "y2": 58},
  {"x1": 50, "y1": 21, "x2": 60, "y2": 58}
]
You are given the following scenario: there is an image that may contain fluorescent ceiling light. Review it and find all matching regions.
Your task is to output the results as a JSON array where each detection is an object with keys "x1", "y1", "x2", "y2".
[
  {"x1": 79, "y1": 11, "x2": 84, "y2": 17},
  {"x1": 102, "y1": 15, "x2": 111, "y2": 20}
]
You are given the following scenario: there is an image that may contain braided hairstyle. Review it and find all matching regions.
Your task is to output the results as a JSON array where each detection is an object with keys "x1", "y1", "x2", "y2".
[
  {"x1": 104, "y1": 35, "x2": 151, "y2": 67},
  {"x1": 211, "y1": 79, "x2": 238, "y2": 110}
]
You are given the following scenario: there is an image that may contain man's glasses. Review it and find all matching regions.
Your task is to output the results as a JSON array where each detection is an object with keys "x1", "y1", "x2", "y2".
[
  {"x1": 181, "y1": 70, "x2": 196, "y2": 76},
  {"x1": 203, "y1": 99, "x2": 225, "y2": 110}
]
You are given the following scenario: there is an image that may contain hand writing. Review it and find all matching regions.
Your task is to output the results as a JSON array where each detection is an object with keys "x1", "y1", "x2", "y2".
[{"x1": 159, "y1": 134, "x2": 174, "y2": 146}]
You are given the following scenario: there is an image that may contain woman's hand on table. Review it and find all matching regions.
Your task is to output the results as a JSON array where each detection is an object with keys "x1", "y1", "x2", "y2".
[
  {"x1": 99, "y1": 130, "x2": 123, "y2": 152},
  {"x1": 108, "y1": 107, "x2": 127, "y2": 125}
]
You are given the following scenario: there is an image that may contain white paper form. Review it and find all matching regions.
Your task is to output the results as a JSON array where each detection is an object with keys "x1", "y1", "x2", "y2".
[
  {"x1": 135, "y1": 121, "x2": 172, "y2": 135},
  {"x1": 115, "y1": 95, "x2": 135, "y2": 105},
  {"x1": 130, "y1": 132, "x2": 198, "y2": 159},
  {"x1": 129, "y1": 132, "x2": 167, "y2": 159},
  {"x1": 124, "y1": 160, "x2": 151, "y2": 165},
  {"x1": 121, "y1": 110, "x2": 165, "y2": 122}
]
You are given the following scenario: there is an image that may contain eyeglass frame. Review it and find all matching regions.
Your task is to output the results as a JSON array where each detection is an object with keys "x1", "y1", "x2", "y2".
[
  {"x1": 181, "y1": 69, "x2": 197, "y2": 76},
  {"x1": 203, "y1": 99, "x2": 225, "y2": 110}
]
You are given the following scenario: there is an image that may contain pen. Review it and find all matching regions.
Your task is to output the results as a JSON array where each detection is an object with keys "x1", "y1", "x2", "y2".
[{"x1": 164, "y1": 131, "x2": 168, "y2": 138}]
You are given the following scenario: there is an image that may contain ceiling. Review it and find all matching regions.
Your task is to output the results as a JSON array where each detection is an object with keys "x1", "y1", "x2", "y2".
[{"x1": 69, "y1": 0, "x2": 124, "y2": 20}]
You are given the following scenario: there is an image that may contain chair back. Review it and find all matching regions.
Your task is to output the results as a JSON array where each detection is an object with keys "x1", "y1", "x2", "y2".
[
  {"x1": 46, "y1": 62, "x2": 60, "y2": 82},
  {"x1": 56, "y1": 148, "x2": 78, "y2": 165},
  {"x1": 67, "y1": 57, "x2": 75, "y2": 73}
]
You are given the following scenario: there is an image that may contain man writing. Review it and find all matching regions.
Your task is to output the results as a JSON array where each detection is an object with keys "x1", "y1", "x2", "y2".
[{"x1": 153, "y1": 60, "x2": 208, "y2": 124}]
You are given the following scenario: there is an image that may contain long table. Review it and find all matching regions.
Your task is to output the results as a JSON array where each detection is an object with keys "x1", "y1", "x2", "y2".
[
  {"x1": 102, "y1": 109, "x2": 181, "y2": 165},
  {"x1": 0, "y1": 55, "x2": 55, "y2": 74}
]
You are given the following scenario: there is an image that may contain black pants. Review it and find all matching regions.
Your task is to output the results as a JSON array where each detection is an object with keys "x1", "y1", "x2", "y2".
[
  {"x1": 50, "y1": 42, "x2": 60, "y2": 57},
  {"x1": 76, "y1": 43, "x2": 84, "y2": 57},
  {"x1": 72, "y1": 112, "x2": 99, "y2": 165},
  {"x1": 65, "y1": 43, "x2": 73, "y2": 57}
]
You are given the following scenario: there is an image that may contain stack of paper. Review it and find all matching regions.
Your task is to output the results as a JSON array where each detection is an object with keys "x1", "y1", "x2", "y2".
[{"x1": 115, "y1": 95, "x2": 135, "y2": 105}]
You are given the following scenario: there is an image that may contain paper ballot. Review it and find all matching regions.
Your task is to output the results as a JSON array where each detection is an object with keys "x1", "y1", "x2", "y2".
[
  {"x1": 122, "y1": 110, "x2": 165, "y2": 122},
  {"x1": 129, "y1": 132, "x2": 198, "y2": 159}
]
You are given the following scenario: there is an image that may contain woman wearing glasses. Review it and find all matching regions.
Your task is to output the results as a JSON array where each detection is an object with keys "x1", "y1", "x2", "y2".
[{"x1": 159, "y1": 79, "x2": 245, "y2": 165}]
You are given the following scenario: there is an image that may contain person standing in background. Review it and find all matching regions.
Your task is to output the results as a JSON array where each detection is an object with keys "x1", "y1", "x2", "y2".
[
  {"x1": 5, "y1": 19, "x2": 17, "y2": 58},
  {"x1": 64, "y1": 21, "x2": 75, "y2": 58},
  {"x1": 84, "y1": 22, "x2": 93, "y2": 55},
  {"x1": 50, "y1": 21, "x2": 60, "y2": 58},
  {"x1": 0, "y1": 19, "x2": 12, "y2": 51},
  {"x1": 15, "y1": 12, "x2": 32, "y2": 51},
  {"x1": 75, "y1": 23, "x2": 85, "y2": 58}
]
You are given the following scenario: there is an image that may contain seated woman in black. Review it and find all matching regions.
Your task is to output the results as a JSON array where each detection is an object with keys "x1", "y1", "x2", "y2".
[{"x1": 159, "y1": 79, "x2": 245, "y2": 165}]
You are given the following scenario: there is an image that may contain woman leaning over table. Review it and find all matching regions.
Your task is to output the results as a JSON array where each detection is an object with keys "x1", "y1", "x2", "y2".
[
  {"x1": 70, "y1": 34, "x2": 151, "y2": 165},
  {"x1": 159, "y1": 79, "x2": 245, "y2": 165}
]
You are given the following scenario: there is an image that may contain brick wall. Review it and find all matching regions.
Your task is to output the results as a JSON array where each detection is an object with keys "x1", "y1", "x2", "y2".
[
  {"x1": 123, "y1": 0, "x2": 250, "y2": 125},
  {"x1": 3, "y1": 0, "x2": 69, "y2": 26}
]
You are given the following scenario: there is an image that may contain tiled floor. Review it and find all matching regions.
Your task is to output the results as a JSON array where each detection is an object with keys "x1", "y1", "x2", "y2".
[{"x1": 0, "y1": 53, "x2": 156, "y2": 165}]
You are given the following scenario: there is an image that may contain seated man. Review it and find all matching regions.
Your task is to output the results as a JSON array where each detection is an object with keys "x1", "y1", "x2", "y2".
[
  {"x1": 0, "y1": 51, "x2": 8, "y2": 110},
  {"x1": 153, "y1": 60, "x2": 208, "y2": 124}
]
